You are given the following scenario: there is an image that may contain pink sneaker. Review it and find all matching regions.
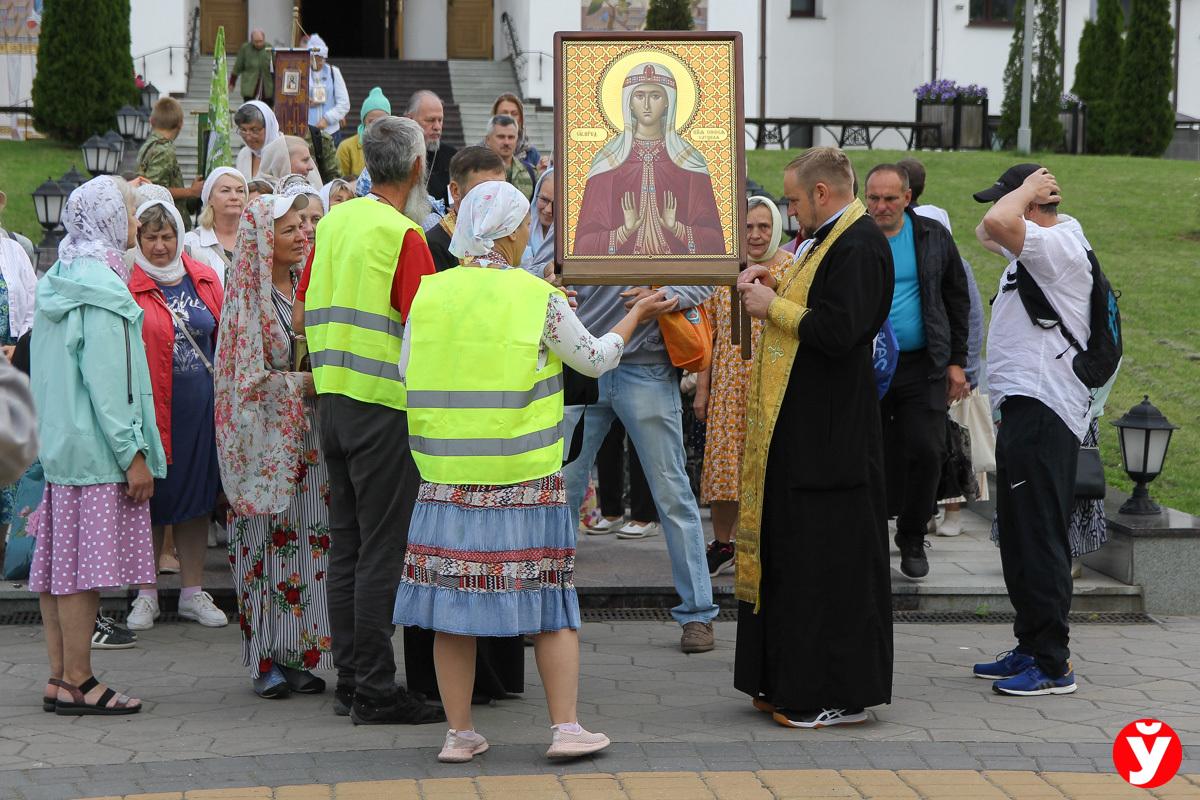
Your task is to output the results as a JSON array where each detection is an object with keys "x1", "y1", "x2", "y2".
[
  {"x1": 437, "y1": 729, "x2": 488, "y2": 763},
  {"x1": 546, "y1": 723, "x2": 610, "y2": 759}
]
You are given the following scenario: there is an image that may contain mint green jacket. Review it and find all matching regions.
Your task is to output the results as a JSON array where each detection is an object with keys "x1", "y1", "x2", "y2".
[{"x1": 30, "y1": 258, "x2": 166, "y2": 486}]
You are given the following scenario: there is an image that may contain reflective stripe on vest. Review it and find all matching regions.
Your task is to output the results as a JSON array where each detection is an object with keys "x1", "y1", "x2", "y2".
[
  {"x1": 304, "y1": 197, "x2": 422, "y2": 411},
  {"x1": 404, "y1": 266, "x2": 565, "y2": 486}
]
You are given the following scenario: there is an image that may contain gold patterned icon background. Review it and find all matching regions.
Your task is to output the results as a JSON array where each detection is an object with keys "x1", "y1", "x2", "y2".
[{"x1": 560, "y1": 40, "x2": 740, "y2": 260}]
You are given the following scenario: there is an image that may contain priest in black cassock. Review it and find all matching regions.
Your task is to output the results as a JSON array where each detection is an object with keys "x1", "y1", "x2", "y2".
[{"x1": 733, "y1": 147, "x2": 895, "y2": 729}]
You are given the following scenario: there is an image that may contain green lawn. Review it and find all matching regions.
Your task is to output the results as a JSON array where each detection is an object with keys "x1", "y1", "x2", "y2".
[
  {"x1": 0, "y1": 139, "x2": 87, "y2": 242},
  {"x1": 748, "y1": 149, "x2": 1200, "y2": 515}
]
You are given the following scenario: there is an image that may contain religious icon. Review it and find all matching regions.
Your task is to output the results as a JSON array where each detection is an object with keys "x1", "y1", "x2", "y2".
[
  {"x1": 282, "y1": 70, "x2": 301, "y2": 95},
  {"x1": 555, "y1": 32, "x2": 745, "y2": 285}
]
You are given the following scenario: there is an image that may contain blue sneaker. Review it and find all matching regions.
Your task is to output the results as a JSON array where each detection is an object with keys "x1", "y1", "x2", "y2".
[
  {"x1": 973, "y1": 649, "x2": 1035, "y2": 680},
  {"x1": 992, "y1": 663, "x2": 1077, "y2": 696}
]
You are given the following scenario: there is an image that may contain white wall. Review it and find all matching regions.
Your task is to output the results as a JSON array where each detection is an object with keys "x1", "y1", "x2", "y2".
[
  {"x1": 762, "y1": 0, "x2": 835, "y2": 142},
  {"x1": 130, "y1": 0, "x2": 191, "y2": 95},
  {"x1": 519, "y1": 0, "x2": 575, "y2": 104},
  {"x1": 404, "y1": 0, "x2": 448, "y2": 60},
  {"x1": 1175, "y1": 2, "x2": 1198, "y2": 118},
  {"x1": 249, "y1": 0, "x2": 294, "y2": 48}
]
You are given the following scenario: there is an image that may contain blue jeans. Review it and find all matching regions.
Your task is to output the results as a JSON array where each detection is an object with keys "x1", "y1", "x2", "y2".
[{"x1": 563, "y1": 362, "x2": 718, "y2": 626}]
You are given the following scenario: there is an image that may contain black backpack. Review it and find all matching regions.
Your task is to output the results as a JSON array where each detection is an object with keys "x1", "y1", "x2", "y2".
[{"x1": 1014, "y1": 250, "x2": 1122, "y2": 389}]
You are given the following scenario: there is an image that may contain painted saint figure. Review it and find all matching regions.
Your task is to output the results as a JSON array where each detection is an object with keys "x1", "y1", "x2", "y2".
[{"x1": 573, "y1": 62, "x2": 725, "y2": 256}]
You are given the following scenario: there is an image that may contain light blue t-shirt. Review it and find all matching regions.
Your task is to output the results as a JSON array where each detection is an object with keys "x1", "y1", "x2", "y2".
[{"x1": 887, "y1": 215, "x2": 925, "y2": 352}]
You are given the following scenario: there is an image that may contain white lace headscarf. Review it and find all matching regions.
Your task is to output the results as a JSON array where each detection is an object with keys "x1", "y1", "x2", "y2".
[
  {"x1": 134, "y1": 182, "x2": 174, "y2": 208},
  {"x1": 58, "y1": 176, "x2": 132, "y2": 281},
  {"x1": 449, "y1": 180, "x2": 530, "y2": 259},
  {"x1": 132, "y1": 199, "x2": 187, "y2": 284},
  {"x1": 586, "y1": 61, "x2": 709, "y2": 180}
]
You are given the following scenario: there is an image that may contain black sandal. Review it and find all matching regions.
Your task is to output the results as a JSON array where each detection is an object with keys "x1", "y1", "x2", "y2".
[
  {"x1": 52, "y1": 676, "x2": 141, "y2": 716},
  {"x1": 277, "y1": 665, "x2": 326, "y2": 694}
]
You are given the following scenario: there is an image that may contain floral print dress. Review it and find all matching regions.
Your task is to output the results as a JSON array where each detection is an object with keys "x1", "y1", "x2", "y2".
[
  {"x1": 699, "y1": 255, "x2": 792, "y2": 503},
  {"x1": 226, "y1": 288, "x2": 332, "y2": 677}
]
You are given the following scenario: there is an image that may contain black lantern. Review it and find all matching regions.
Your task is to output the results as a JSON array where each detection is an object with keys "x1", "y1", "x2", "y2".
[
  {"x1": 81, "y1": 134, "x2": 121, "y2": 176},
  {"x1": 136, "y1": 108, "x2": 151, "y2": 141},
  {"x1": 58, "y1": 165, "x2": 85, "y2": 192},
  {"x1": 32, "y1": 177, "x2": 68, "y2": 231},
  {"x1": 1112, "y1": 396, "x2": 1179, "y2": 515},
  {"x1": 776, "y1": 195, "x2": 798, "y2": 238},
  {"x1": 140, "y1": 81, "x2": 160, "y2": 109},
  {"x1": 117, "y1": 105, "x2": 141, "y2": 139},
  {"x1": 102, "y1": 129, "x2": 125, "y2": 158}
]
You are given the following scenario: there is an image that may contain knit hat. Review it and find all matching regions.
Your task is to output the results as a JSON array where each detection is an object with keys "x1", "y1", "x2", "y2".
[{"x1": 358, "y1": 87, "x2": 391, "y2": 139}]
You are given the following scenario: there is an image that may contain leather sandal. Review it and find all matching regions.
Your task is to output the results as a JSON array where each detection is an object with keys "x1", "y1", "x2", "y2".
[
  {"x1": 277, "y1": 665, "x2": 326, "y2": 694},
  {"x1": 52, "y1": 676, "x2": 141, "y2": 716}
]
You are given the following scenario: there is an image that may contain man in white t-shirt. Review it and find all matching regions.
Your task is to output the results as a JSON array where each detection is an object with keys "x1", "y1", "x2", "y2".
[{"x1": 970, "y1": 164, "x2": 1092, "y2": 698}]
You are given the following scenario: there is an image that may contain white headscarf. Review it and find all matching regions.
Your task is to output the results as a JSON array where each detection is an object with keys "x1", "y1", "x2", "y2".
[
  {"x1": 449, "y1": 180, "x2": 530, "y2": 259},
  {"x1": 277, "y1": 174, "x2": 320, "y2": 200},
  {"x1": 319, "y1": 178, "x2": 351, "y2": 213},
  {"x1": 307, "y1": 33, "x2": 329, "y2": 59},
  {"x1": 237, "y1": 100, "x2": 280, "y2": 157},
  {"x1": 258, "y1": 136, "x2": 321, "y2": 190},
  {"x1": 586, "y1": 62, "x2": 709, "y2": 180},
  {"x1": 202, "y1": 166, "x2": 248, "y2": 207},
  {"x1": 132, "y1": 199, "x2": 187, "y2": 284},
  {"x1": 134, "y1": 182, "x2": 174, "y2": 208},
  {"x1": 747, "y1": 195, "x2": 784, "y2": 264},
  {"x1": 58, "y1": 177, "x2": 130, "y2": 275}
]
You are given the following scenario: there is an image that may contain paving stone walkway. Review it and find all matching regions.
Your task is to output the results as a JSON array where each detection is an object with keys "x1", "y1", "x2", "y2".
[{"x1": 3, "y1": 616, "x2": 1200, "y2": 799}]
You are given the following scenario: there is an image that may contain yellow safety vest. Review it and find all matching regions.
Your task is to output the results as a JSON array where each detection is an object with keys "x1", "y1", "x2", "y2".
[
  {"x1": 405, "y1": 266, "x2": 565, "y2": 485},
  {"x1": 304, "y1": 197, "x2": 423, "y2": 411}
]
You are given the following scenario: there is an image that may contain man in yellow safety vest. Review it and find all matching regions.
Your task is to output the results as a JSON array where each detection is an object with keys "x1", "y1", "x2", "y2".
[{"x1": 299, "y1": 115, "x2": 444, "y2": 726}]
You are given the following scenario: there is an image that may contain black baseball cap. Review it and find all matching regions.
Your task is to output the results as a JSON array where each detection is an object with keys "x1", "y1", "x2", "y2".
[{"x1": 972, "y1": 163, "x2": 1043, "y2": 203}]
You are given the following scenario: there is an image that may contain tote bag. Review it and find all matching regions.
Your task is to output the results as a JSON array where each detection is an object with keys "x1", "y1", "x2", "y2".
[{"x1": 949, "y1": 390, "x2": 997, "y2": 473}]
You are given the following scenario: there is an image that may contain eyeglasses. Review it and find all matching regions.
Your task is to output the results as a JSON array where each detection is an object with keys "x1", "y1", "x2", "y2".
[
  {"x1": 237, "y1": 126, "x2": 265, "y2": 138},
  {"x1": 536, "y1": 195, "x2": 554, "y2": 207}
]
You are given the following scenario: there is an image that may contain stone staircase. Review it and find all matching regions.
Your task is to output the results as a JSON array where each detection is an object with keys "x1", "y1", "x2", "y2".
[
  {"x1": 178, "y1": 53, "x2": 241, "y2": 178},
  {"x1": 449, "y1": 59, "x2": 554, "y2": 159}
]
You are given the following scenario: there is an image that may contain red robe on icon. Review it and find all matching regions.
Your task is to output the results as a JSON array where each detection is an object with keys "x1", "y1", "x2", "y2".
[{"x1": 573, "y1": 138, "x2": 725, "y2": 257}]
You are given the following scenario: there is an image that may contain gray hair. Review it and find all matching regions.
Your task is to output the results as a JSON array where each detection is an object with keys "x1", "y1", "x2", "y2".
[
  {"x1": 405, "y1": 90, "x2": 441, "y2": 117},
  {"x1": 363, "y1": 115, "x2": 426, "y2": 187},
  {"x1": 486, "y1": 114, "x2": 518, "y2": 137},
  {"x1": 234, "y1": 104, "x2": 265, "y2": 128}
]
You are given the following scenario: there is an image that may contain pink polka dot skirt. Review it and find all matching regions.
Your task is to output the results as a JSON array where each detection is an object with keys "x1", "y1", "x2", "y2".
[{"x1": 27, "y1": 483, "x2": 156, "y2": 596}]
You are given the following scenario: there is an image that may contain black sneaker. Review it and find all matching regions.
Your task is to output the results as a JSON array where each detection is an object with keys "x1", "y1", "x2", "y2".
[
  {"x1": 333, "y1": 683, "x2": 354, "y2": 717},
  {"x1": 894, "y1": 533, "x2": 930, "y2": 579},
  {"x1": 706, "y1": 540, "x2": 736, "y2": 577},
  {"x1": 350, "y1": 689, "x2": 446, "y2": 725},
  {"x1": 773, "y1": 707, "x2": 869, "y2": 728},
  {"x1": 91, "y1": 614, "x2": 137, "y2": 650}
]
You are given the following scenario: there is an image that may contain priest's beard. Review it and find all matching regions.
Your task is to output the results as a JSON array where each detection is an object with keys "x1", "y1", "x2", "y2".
[{"x1": 404, "y1": 178, "x2": 432, "y2": 223}]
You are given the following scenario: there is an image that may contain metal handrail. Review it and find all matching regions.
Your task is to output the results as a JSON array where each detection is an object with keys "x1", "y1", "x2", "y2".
[
  {"x1": 134, "y1": 45, "x2": 188, "y2": 80},
  {"x1": 498, "y1": 13, "x2": 553, "y2": 98}
]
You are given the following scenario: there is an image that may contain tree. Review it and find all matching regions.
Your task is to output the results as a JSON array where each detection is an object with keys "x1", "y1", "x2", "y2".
[
  {"x1": 644, "y1": 0, "x2": 693, "y2": 31},
  {"x1": 1111, "y1": 0, "x2": 1176, "y2": 156},
  {"x1": 1031, "y1": 0, "x2": 1064, "y2": 151},
  {"x1": 999, "y1": 0, "x2": 1065, "y2": 150},
  {"x1": 32, "y1": 0, "x2": 136, "y2": 142},
  {"x1": 1072, "y1": 0, "x2": 1125, "y2": 154}
]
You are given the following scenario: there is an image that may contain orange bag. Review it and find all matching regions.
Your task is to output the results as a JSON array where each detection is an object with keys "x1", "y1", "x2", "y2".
[{"x1": 658, "y1": 305, "x2": 713, "y2": 373}]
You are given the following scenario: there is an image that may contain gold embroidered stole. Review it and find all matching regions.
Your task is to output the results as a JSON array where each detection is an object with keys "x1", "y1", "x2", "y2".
[{"x1": 734, "y1": 199, "x2": 868, "y2": 610}]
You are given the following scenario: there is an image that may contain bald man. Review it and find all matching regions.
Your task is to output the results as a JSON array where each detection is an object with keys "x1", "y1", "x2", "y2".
[{"x1": 230, "y1": 29, "x2": 274, "y2": 105}]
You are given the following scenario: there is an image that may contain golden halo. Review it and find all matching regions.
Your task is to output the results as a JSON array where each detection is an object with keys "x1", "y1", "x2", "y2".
[{"x1": 599, "y1": 49, "x2": 697, "y2": 133}]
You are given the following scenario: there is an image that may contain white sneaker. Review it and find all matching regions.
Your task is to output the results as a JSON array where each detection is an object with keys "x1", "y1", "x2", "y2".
[
  {"x1": 546, "y1": 723, "x2": 610, "y2": 759},
  {"x1": 926, "y1": 509, "x2": 945, "y2": 535},
  {"x1": 438, "y1": 729, "x2": 489, "y2": 763},
  {"x1": 126, "y1": 595, "x2": 159, "y2": 631},
  {"x1": 936, "y1": 510, "x2": 963, "y2": 537},
  {"x1": 178, "y1": 591, "x2": 229, "y2": 627},
  {"x1": 615, "y1": 521, "x2": 660, "y2": 540},
  {"x1": 586, "y1": 516, "x2": 623, "y2": 536}
]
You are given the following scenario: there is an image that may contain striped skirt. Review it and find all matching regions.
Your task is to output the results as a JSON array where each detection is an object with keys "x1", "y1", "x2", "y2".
[
  {"x1": 393, "y1": 472, "x2": 580, "y2": 637},
  {"x1": 227, "y1": 401, "x2": 333, "y2": 678}
]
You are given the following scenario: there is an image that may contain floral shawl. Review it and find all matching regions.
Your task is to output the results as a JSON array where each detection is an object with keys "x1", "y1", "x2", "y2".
[
  {"x1": 58, "y1": 177, "x2": 131, "y2": 282},
  {"x1": 735, "y1": 199, "x2": 867, "y2": 611},
  {"x1": 213, "y1": 196, "x2": 308, "y2": 516}
]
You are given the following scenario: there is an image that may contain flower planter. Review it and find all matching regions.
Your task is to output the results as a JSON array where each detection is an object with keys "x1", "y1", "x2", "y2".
[{"x1": 916, "y1": 98, "x2": 989, "y2": 150}]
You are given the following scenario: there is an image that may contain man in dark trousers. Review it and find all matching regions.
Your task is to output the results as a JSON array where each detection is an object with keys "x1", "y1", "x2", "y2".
[
  {"x1": 734, "y1": 147, "x2": 894, "y2": 728},
  {"x1": 972, "y1": 164, "x2": 1089, "y2": 697},
  {"x1": 865, "y1": 163, "x2": 971, "y2": 579}
]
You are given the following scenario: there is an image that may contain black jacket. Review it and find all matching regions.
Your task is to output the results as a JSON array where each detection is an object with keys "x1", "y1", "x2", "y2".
[
  {"x1": 427, "y1": 144, "x2": 457, "y2": 205},
  {"x1": 906, "y1": 208, "x2": 970, "y2": 378}
]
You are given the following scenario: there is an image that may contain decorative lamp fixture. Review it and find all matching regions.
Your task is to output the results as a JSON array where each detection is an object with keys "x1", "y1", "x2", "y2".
[
  {"x1": 81, "y1": 135, "x2": 109, "y2": 176},
  {"x1": 136, "y1": 108, "x2": 151, "y2": 140},
  {"x1": 102, "y1": 129, "x2": 125, "y2": 156},
  {"x1": 58, "y1": 165, "x2": 85, "y2": 191},
  {"x1": 117, "y1": 105, "x2": 141, "y2": 139},
  {"x1": 1112, "y1": 395, "x2": 1179, "y2": 515},
  {"x1": 140, "y1": 81, "x2": 160, "y2": 109},
  {"x1": 32, "y1": 177, "x2": 68, "y2": 230}
]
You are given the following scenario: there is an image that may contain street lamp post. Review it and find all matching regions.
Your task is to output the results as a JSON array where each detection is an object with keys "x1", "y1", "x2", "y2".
[
  {"x1": 1112, "y1": 396, "x2": 1180, "y2": 515},
  {"x1": 81, "y1": 134, "x2": 122, "y2": 176},
  {"x1": 117, "y1": 105, "x2": 142, "y2": 141},
  {"x1": 31, "y1": 177, "x2": 69, "y2": 272},
  {"x1": 140, "y1": 82, "x2": 160, "y2": 110}
]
